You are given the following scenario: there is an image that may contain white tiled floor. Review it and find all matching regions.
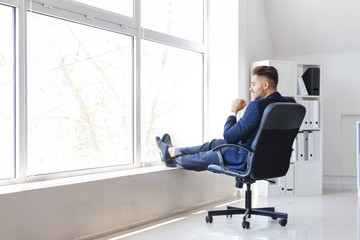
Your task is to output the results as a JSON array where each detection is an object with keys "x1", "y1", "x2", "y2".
[{"x1": 96, "y1": 190, "x2": 360, "y2": 240}]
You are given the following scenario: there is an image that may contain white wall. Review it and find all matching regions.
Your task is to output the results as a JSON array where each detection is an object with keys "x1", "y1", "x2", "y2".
[
  {"x1": 247, "y1": 0, "x2": 274, "y2": 63},
  {"x1": 206, "y1": 0, "x2": 240, "y2": 139},
  {"x1": 0, "y1": 169, "x2": 235, "y2": 239},
  {"x1": 265, "y1": 0, "x2": 360, "y2": 56},
  {"x1": 206, "y1": 0, "x2": 274, "y2": 140},
  {"x1": 275, "y1": 52, "x2": 360, "y2": 189}
]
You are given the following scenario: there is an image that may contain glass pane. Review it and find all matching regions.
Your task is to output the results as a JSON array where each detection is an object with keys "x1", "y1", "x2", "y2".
[
  {"x1": 141, "y1": 40, "x2": 203, "y2": 162},
  {"x1": 0, "y1": 5, "x2": 15, "y2": 180},
  {"x1": 142, "y1": 0, "x2": 204, "y2": 42},
  {"x1": 74, "y1": 0, "x2": 133, "y2": 17},
  {"x1": 27, "y1": 13, "x2": 133, "y2": 175}
]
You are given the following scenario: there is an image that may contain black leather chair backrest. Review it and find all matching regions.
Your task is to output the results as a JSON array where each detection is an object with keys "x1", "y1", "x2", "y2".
[{"x1": 247, "y1": 102, "x2": 306, "y2": 180}]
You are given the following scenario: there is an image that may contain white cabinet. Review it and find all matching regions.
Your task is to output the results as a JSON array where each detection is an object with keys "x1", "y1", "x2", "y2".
[
  {"x1": 252, "y1": 60, "x2": 322, "y2": 196},
  {"x1": 357, "y1": 122, "x2": 360, "y2": 198}
]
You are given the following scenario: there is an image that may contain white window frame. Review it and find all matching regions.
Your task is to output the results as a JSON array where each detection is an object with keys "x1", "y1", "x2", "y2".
[{"x1": 0, "y1": 0, "x2": 207, "y2": 185}]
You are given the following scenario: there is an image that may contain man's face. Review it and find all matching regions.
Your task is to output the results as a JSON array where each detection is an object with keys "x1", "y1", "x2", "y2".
[{"x1": 249, "y1": 75, "x2": 266, "y2": 100}]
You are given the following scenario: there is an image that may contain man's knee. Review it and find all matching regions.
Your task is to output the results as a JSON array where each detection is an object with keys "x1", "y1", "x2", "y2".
[{"x1": 209, "y1": 139, "x2": 226, "y2": 149}]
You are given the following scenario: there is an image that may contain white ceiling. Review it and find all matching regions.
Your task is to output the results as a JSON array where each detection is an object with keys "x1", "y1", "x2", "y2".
[{"x1": 264, "y1": 0, "x2": 360, "y2": 56}]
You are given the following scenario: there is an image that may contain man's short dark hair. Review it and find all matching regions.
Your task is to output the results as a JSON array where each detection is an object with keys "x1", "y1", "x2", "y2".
[{"x1": 252, "y1": 65, "x2": 278, "y2": 88}]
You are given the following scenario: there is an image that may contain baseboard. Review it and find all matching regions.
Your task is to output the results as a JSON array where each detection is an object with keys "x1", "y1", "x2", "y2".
[{"x1": 323, "y1": 175, "x2": 357, "y2": 190}]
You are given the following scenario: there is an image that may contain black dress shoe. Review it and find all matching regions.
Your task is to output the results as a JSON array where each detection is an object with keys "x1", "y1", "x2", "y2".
[
  {"x1": 162, "y1": 133, "x2": 173, "y2": 147},
  {"x1": 156, "y1": 136, "x2": 175, "y2": 167}
]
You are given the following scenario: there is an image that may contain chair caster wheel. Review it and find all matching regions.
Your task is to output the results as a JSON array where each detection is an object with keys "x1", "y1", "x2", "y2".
[
  {"x1": 226, "y1": 215, "x2": 232, "y2": 218},
  {"x1": 205, "y1": 216, "x2": 213, "y2": 223},
  {"x1": 242, "y1": 221, "x2": 250, "y2": 229},
  {"x1": 271, "y1": 216, "x2": 277, "y2": 220},
  {"x1": 278, "y1": 218, "x2": 287, "y2": 226}
]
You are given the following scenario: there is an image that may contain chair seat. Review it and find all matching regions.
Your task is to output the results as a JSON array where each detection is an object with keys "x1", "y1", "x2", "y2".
[{"x1": 208, "y1": 164, "x2": 243, "y2": 178}]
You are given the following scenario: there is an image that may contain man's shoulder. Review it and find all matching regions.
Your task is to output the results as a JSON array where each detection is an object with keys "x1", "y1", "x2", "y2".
[
  {"x1": 282, "y1": 96, "x2": 296, "y2": 102},
  {"x1": 260, "y1": 92, "x2": 295, "y2": 103},
  {"x1": 248, "y1": 92, "x2": 295, "y2": 110}
]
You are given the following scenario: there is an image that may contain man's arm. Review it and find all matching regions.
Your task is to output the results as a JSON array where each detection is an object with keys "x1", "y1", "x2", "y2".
[
  {"x1": 223, "y1": 100, "x2": 261, "y2": 144},
  {"x1": 231, "y1": 99, "x2": 247, "y2": 114}
]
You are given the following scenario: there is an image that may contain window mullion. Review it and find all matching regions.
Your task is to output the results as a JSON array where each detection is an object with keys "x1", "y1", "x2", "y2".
[
  {"x1": 142, "y1": 28, "x2": 206, "y2": 54},
  {"x1": 30, "y1": 0, "x2": 137, "y2": 29},
  {"x1": 133, "y1": 0, "x2": 141, "y2": 167},
  {"x1": 16, "y1": 0, "x2": 28, "y2": 182}
]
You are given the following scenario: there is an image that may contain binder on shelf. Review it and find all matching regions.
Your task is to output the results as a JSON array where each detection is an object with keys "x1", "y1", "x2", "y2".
[
  {"x1": 298, "y1": 100, "x2": 309, "y2": 129},
  {"x1": 308, "y1": 131, "x2": 315, "y2": 161},
  {"x1": 313, "y1": 131, "x2": 321, "y2": 161},
  {"x1": 285, "y1": 163, "x2": 295, "y2": 194},
  {"x1": 280, "y1": 176, "x2": 286, "y2": 195},
  {"x1": 290, "y1": 139, "x2": 296, "y2": 162},
  {"x1": 312, "y1": 100, "x2": 320, "y2": 129},
  {"x1": 307, "y1": 131, "x2": 321, "y2": 161},
  {"x1": 298, "y1": 100, "x2": 320, "y2": 130},
  {"x1": 306, "y1": 101, "x2": 314, "y2": 129},
  {"x1": 304, "y1": 131, "x2": 309, "y2": 161},
  {"x1": 297, "y1": 132, "x2": 306, "y2": 161},
  {"x1": 297, "y1": 76, "x2": 308, "y2": 96},
  {"x1": 302, "y1": 68, "x2": 320, "y2": 96}
]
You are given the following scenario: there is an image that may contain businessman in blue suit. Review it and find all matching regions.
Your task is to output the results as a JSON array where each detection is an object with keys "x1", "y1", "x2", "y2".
[{"x1": 156, "y1": 65, "x2": 295, "y2": 171}]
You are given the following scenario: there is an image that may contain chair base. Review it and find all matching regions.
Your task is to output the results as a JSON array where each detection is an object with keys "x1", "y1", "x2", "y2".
[{"x1": 205, "y1": 183, "x2": 288, "y2": 229}]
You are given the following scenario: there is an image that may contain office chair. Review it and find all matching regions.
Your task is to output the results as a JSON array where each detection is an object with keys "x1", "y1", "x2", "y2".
[{"x1": 205, "y1": 102, "x2": 306, "y2": 229}]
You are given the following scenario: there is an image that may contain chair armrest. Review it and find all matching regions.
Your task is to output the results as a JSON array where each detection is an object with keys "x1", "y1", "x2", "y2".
[
  {"x1": 209, "y1": 143, "x2": 253, "y2": 179},
  {"x1": 212, "y1": 143, "x2": 254, "y2": 154}
]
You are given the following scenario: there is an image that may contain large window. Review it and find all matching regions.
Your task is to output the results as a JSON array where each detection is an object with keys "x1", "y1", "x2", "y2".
[
  {"x1": 74, "y1": 0, "x2": 133, "y2": 18},
  {"x1": 0, "y1": 5, "x2": 15, "y2": 180},
  {"x1": 27, "y1": 13, "x2": 133, "y2": 175},
  {"x1": 0, "y1": 0, "x2": 207, "y2": 183},
  {"x1": 140, "y1": 0, "x2": 205, "y2": 163},
  {"x1": 141, "y1": 41, "x2": 203, "y2": 162},
  {"x1": 142, "y1": 0, "x2": 204, "y2": 42}
]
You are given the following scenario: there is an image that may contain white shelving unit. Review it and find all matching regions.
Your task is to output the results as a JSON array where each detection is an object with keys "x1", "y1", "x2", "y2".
[{"x1": 251, "y1": 60, "x2": 323, "y2": 196}]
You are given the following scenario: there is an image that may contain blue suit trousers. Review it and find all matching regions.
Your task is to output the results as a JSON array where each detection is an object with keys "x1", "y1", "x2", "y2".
[{"x1": 174, "y1": 139, "x2": 226, "y2": 171}]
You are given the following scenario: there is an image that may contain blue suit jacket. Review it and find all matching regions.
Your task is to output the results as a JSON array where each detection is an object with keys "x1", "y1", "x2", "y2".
[{"x1": 222, "y1": 92, "x2": 295, "y2": 171}]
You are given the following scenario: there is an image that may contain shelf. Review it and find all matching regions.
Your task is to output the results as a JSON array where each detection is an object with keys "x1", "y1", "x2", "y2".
[
  {"x1": 296, "y1": 95, "x2": 321, "y2": 99},
  {"x1": 295, "y1": 160, "x2": 321, "y2": 163},
  {"x1": 299, "y1": 128, "x2": 320, "y2": 132}
]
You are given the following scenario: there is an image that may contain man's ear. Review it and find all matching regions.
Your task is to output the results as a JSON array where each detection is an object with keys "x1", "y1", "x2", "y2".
[{"x1": 264, "y1": 80, "x2": 270, "y2": 89}]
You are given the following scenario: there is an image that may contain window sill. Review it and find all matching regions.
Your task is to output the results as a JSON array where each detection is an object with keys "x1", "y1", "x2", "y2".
[{"x1": 0, "y1": 165, "x2": 180, "y2": 195}]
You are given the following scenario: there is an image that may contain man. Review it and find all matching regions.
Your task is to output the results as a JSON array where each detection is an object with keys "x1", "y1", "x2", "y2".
[{"x1": 156, "y1": 65, "x2": 295, "y2": 171}]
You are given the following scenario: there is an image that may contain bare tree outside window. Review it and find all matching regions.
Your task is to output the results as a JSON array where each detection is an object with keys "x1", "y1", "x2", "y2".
[
  {"x1": 140, "y1": 41, "x2": 203, "y2": 162},
  {"x1": 27, "y1": 13, "x2": 133, "y2": 175},
  {"x1": 140, "y1": 0, "x2": 204, "y2": 163}
]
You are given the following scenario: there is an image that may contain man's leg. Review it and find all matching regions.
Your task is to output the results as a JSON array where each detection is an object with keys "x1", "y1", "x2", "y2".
[
  {"x1": 173, "y1": 139, "x2": 226, "y2": 171},
  {"x1": 174, "y1": 150, "x2": 219, "y2": 171},
  {"x1": 173, "y1": 139, "x2": 226, "y2": 157}
]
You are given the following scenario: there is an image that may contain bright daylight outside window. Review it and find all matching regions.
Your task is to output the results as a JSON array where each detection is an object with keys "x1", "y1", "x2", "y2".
[
  {"x1": 74, "y1": 0, "x2": 133, "y2": 17},
  {"x1": 140, "y1": 0, "x2": 204, "y2": 163},
  {"x1": 0, "y1": 5, "x2": 15, "y2": 180},
  {"x1": 27, "y1": 13, "x2": 133, "y2": 175},
  {"x1": 142, "y1": 0, "x2": 204, "y2": 42},
  {"x1": 141, "y1": 41, "x2": 203, "y2": 162}
]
